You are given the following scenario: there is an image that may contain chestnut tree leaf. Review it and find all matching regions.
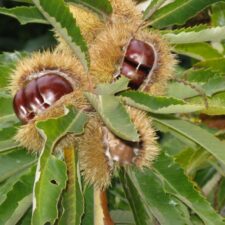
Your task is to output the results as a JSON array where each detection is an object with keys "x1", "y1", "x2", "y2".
[
  {"x1": 85, "y1": 93, "x2": 139, "y2": 142},
  {"x1": 0, "y1": 148, "x2": 36, "y2": 183},
  {"x1": 195, "y1": 58, "x2": 225, "y2": 74},
  {"x1": 153, "y1": 117, "x2": 225, "y2": 165},
  {"x1": 120, "y1": 91, "x2": 204, "y2": 114},
  {"x1": 150, "y1": 0, "x2": 223, "y2": 29},
  {"x1": 0, "y1": 6, "x2": 47, "y2": 25},
  {"x1": 143, "y1": 0, "x2": 168, "y2": 20},
  {"x1": 58, "y1": 149, "x2": 84, "y2": 225},
  {"x1": 164, "y1": 26, "x2": 225, "y2": 44},
  {"x1": 153, "y1": 152, "x2": 225, "y2": 225},
  {"x1": 32, "y1": 107, "x2": 87, "y2": 225},
  {"x1": 119, "y1": 168, "x2": 187, "y2": 225},
  {"x1": 68, "y1": 0, "x2": 112, "y2": 17},
  {"x1": 95, "y1": 77, "x2": 130, "y2": 95},
  {"x1": 188, "y1": 92, "x2": 225, "y2": 115},
  {"x1": 174, "y1": 43, "x2": 222, "y2": 61},
  {"x1": 32, "y1": 0, "x2": 89, "y2": 71},
  {"x1": 0, "y1": 167, "x2": 35, "y2": 225}
]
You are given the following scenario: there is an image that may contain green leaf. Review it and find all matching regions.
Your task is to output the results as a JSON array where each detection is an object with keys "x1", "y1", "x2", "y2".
[
  {"x1": 59, "y1": 149, "x2": 84, "y2": 225},
  {"x1": 82, "y1": 186, "x2": 94, "y2": 225},
  {"x1": 164, "y1": 26, "x2": 225, "y2": 44},
  {"x1": 0, "y1": 140, "x2": 19, "y2": 153},
  {"x1": 184, "y1": 68, "x2": 223, "y2": 83},
  {"x1": 153, "y1": 152, "x2": 225, "y2": 225},
  {"x1": 174, "y1": 43, "x2": 222, "y2": 61},
  {"x1": 0, "y1": 97, "x2": 14, "y2": 117},
  {"x1": 95, "y1": 77, "x2": 129, "y2": 95},
  {"x1": 143, "y1": 0, "x2": 167, "y2": 20},
  {"x1": 32, "y1": 107, "x2": 87, "y2": 225},
  {"x1": 0, "y1": 166, "x2": 35, "y2": 225},
  {"x1": 32, "y1": 0, "x2": 89, "y2": 70},
  {"x1": 120, "y1": 91, "x2": 204, "y2": 114},
  {"x1": 0, "y1": 6, "x2": 47, "y2": 25},
  {"x1": 150, "y1": 0, "x2": 222, "y2": 29},
  {"x1": 175, "y1": 148, "x2": 211, "y2": 176},
  {"x1": 68, "y1": 0, "x2": 112, "y2": 16},
  {"x1": 120, "y1": 168, "x2": 187, "y2": 225},
  {"x1": 85, "y1": 93, "x2": 139, "y2": 142},
  {"x1": 153, "y1": 117, "x2": 225, "y2": 165},
  {"x1": 188, "y1": 92, "x2": 225, "y2": 115},
  {"x1": 0, "y1": 148, "x2": 36, "y2": 183},
  {"x1": 203, "y1": 77, "x2": 225, "y2": 96},
  {"x1": 195, "y1": 58, "x2": 225, "y2": 73},
  {"x1": 211, "y1": 2, "x2": 225, "y2": 26},
  {"x1": 0, "y1": 65, "x2": 12, "y2": 89}
]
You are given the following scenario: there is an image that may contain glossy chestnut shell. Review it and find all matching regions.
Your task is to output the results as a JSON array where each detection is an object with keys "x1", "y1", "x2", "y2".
[
  {"x1": 13, "y1": 73, "x2": 73, "y2": 124},
  {"x1": 120, "y1": 39, "x2": 155, "y2": 89}
]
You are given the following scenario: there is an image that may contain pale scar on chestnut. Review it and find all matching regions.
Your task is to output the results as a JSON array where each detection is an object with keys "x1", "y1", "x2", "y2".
[
  {"x1": 120, "y1": 38, "x2": 155, "y2": 89},
  {"x1": 13, "y1": 73, "x2": 73, "y2": 124}
]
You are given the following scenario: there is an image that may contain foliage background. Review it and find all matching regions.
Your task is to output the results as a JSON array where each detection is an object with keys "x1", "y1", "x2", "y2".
[{"x1": 1, "y1": 0, "x2": 225, "y2": 225}]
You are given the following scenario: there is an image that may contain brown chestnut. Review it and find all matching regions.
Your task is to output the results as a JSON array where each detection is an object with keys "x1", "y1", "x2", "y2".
[
  {"x1": 120, "y1": 39, "x2": 155, "y2": 89},
  {"x1": 13, "y1": 73, "x2": 73, "y2": 124}
]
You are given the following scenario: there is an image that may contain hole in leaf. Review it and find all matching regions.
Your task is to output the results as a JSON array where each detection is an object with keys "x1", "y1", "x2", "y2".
[{"x1": 50, "y1": 179, "x2": 58, "y2": 185}]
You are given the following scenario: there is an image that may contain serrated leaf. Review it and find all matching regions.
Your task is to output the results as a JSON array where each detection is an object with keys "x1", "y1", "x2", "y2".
[
  {"x1": 120, "y1": 168, "x2": 187, "y2": 225},
  {"x1": 32, "y1": 0, "x2": 89, "y2": 70},
  {"x1": 184, "y1": 68, "x2": 223, "y2": 83},
  {"x1": 175, "y1": 148, "x2": 211, "y2": 176},
  {"x1": 143, "y1": 0, "x2": 167, "y2": 20},
  {"x1": 32, "y1": 107, "x2": 87, "y2": 225},
  {"x1": 203, "y1": 77, "x2": 225, "y2": 96},
  {"x1": 68, "y1": 0, "x2": 112, "y2": 16},
  {"x1": 153, "y1": 152, "x2": 225, "y2": 225},
  {"x1": 150, "y1": 0, "x2": 221, "y2": 29},
  {"x1": 164, "y1": 26, "x2": 225, "y2": 44},
  {"x1": 121, "y1": 91, "x2": 204, "y2": 114},
  {"x1": 153, "y1": 117, "x2": 225, "y2": 165},
  {"x1": 0, "y1": 148, "x2": 36, "y2": 183},
  {"x1": 85, "y1": 93, "x2": 139, "y2": 142},
  {"x1": 174, "y1": 43, "x2": 222, "y2": 61},
  {"x1": 188, "y1": 92, "x2": 225, "y2": 115},
  {"x1": 58, "y1": 149, "x2": 84, "y2": 225},
  {"x1": 195, "y1": 58, "x2": 225, "y2": 73},
  {"x1": 95, "y1": 77, "x2": 129, "y2": 95},
  {"x1": 0, "y1": 6, "x2": 47, "y2": 25},
  {"x1": 0, "y1": 166, "x2": 35, "y2": 225}
]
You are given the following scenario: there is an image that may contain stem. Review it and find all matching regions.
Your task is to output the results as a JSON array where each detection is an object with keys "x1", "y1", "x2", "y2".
[
  {"x1": 62, "y1": 145, "x2": 77, "y2": 224},
  {"x1": 94, "y1": 189, "x2": 114, "y2": 225}
]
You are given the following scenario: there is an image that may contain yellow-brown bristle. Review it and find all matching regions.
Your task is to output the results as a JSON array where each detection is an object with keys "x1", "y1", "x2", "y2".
[
  {"x1": 69, "y1": 4, "x2": 104, "y2": 42},
  {"x1": 90, "y1": 25, "x2": 176, "y2": 95},
  {"x1": 56, "y1": 3, "x2": 105, "y2": 52},
  {"x1": 126, "y1": 107, "x2": 159, "y2": 168},
  {"x1": 106, "y1": 107, "x2": 159, "y2": 168},
  {"x1": 110, "y1": 0, "x2": 142, "y2": 23},
  {"x1": 78, "y1": 107, "x2": 159, "y2": 189},
  {"x1": 78, "y1": 117, "x2": 112, "y2": 190},
  {"x1": 14, "y1": 90, "x2": 88, "y2": 153},
  {"x1": 15, "y1": 122, "x2": 43, "y2": 152},
  {"x1": 89, "y1": 22, "x2": 137, "y2": 85},
  {"x1": 10, "y1": 50, "x2": 87, "y2": 96},
  {"x1": 135, "y1": 30, "x2": 177, "y2": 96}
]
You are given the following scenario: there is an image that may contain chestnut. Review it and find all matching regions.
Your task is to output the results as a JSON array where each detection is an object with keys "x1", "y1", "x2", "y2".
[
  {"x1": 120, "y1": 39, "x2": 155, "y2": 89},
  {"x1": 13, "y1": 73, "x2": 73, "y2": 124}
]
